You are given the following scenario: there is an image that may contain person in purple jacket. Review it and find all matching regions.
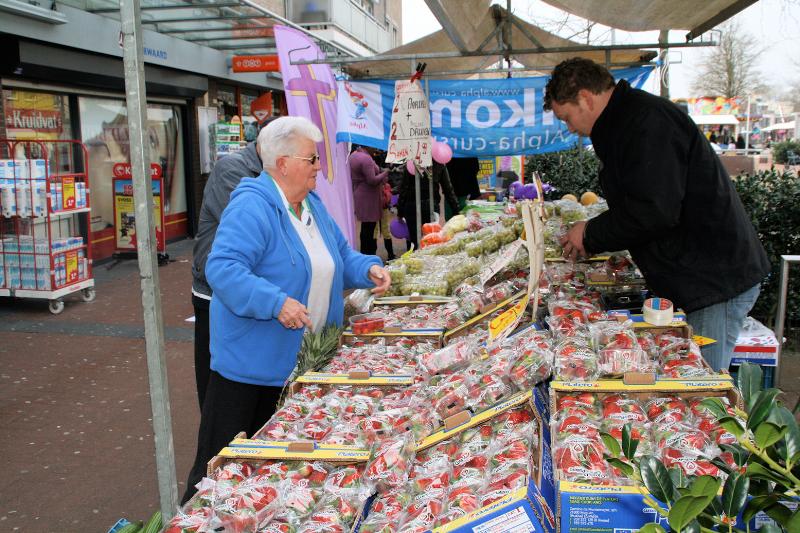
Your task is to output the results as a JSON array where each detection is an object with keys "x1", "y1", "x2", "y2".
[{"x1": 349, "y1": 145, "x2": 388, "y2": 255}]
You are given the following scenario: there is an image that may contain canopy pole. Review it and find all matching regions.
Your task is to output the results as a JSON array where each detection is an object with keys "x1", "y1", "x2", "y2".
[
  {"x1": 658, "y1": 29, "x2": 670, "y2": 98},
  {"x1": 119, "y1": 0, "x2": 178, "y2": 520}
]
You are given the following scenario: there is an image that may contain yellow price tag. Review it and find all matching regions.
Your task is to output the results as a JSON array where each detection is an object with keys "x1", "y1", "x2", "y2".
[
  {"x1": 488, "y1": 294, "x2": 528, "y2": 342},
  {"x1": 693, "y1": 335, "x2": 717, "y2": 346}
]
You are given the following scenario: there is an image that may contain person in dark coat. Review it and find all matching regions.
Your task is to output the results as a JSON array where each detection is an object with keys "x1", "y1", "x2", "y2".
[
  {"x1": 349, "y1": 145, "x2": 388, "y2": 255},
  {"x1": 191, "y1": 140, "x2": 262, "y2": 410},
  {"x1": 445, "y1": 157, "x2": 482, "y2": 218},
  {"x1": 546, "y1": 58, "x2": 769, "y2": 372},
  {"x1": 398, "y1": 161, "x2": 459, "y2": 249}
]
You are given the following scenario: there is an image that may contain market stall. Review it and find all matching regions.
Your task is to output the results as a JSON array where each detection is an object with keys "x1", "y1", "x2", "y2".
[{"x1": 162, "y1": 194, "x2": 790, "y2": 533}]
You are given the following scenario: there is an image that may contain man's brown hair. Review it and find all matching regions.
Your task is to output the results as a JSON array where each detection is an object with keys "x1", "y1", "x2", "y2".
[{"x1": 543, "y1": 57, "x2": 616, "y2": 111}]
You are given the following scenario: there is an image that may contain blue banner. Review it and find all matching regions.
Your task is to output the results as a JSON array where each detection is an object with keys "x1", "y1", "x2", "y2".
[{"x1": 336, "y1": 67, "x2": 653, "y2": 158}]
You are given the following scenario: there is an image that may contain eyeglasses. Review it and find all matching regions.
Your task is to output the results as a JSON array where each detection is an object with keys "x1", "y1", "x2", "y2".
[{"x1": 290, "y1": 154, "x2": 320, "y2": 165}]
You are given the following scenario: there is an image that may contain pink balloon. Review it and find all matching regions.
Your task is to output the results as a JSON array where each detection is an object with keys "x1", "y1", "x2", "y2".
[
  {"x1": 432, "y1": 141, "x2": 453, "y2": 164},
  {"x1": 406, "y1": 160, "x2": 416, "y2": 175}
]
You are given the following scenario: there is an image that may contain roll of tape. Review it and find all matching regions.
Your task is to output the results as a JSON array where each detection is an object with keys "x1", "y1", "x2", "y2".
[{"x1": 643, "y1": 297, "x2": 674, "y2": 326}]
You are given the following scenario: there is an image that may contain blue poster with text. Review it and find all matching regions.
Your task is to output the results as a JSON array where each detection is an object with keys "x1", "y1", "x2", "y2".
[{"x1": 336, "y1": 67, "x2": 652, "y2": 158}]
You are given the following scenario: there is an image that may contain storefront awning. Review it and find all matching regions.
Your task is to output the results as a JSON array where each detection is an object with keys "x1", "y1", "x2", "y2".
[
  {"x1": 690, "y1": 114, "x2": 740, "y2": 126},
  {"x1": 762, "y1": 120, "x2": 795, "y2": 132}
]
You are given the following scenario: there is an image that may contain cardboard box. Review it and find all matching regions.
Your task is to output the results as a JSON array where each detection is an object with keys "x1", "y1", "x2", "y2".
[
  {"x1": 358, "y1": 390, "x2": 558, "y2": 533},
  {"x1": 550, "y1": 385, "x2": 744, "y2": 532},
  {"x1": 207, "y1": 436, "x2": 371, "y2": 477},
  {"x1": 731, "y1": 328, "x2": 779, "y2": 367},
  {"x1": 340, "y1": 328, "x2": 444, "y2": 348},
  {"x1": 443, "y1": 292, "x2": 525, "y2": 344}
]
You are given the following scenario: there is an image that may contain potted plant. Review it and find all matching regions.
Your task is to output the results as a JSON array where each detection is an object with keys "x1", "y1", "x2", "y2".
[{"x1": 602, "y1": 363, "x2": 799, "y2": 532}]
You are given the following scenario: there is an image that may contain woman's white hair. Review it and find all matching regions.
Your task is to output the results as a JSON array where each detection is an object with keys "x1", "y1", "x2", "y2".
[{"x1": 257, "y1": 116, "x2": 323, "y2": 170}]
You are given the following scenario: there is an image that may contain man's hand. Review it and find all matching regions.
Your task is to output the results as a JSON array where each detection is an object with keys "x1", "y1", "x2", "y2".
[
  {"x1": 368, "y1": 264, "x2": 392, "y2": 295},
  {"x1": 559, "y1": 221, "x2": 588, "y2": 261},
  {"x1": 277, "y1": 297, "x2": 312, "y2": 330}
]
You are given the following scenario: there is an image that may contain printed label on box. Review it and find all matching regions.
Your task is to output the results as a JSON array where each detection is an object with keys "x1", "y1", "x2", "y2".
[
  {"x1": 472, "y1": 507, "x2": 535, "y2": 532},
  {"x1": 65, "y1": 250, "x2": 79, "y2": 284},
  {"x1": 62, "y1": 177, "x2": 76, "y2": 210}
]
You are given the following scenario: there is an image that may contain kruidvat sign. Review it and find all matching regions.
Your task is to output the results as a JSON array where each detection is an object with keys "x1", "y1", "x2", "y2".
[{"x1": 336, "y1": 67, "x2": 653, "y2": 158}]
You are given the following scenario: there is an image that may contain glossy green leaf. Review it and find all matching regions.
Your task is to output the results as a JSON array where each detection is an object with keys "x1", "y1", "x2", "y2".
[
  {"x1": 622, "y1": 423, "x2": 640, "y2": 460},
  {"x1": 640, "y1": 455, "x2": 675, "y2": 506},
  {"x1": 669, "y1": 466, "x2": 689, "y2": 489},
  {"x1": 606, "y1": 457, "x2": 634, "y2": 478},
  {"x1": 687, "y1": 475, "x2": 721, "y2": 499},
  {"x1": 699, "y1": 397, "x2": 729, "y2": 420},
  {"x1": 710, "y1": 456, "x2": 733, "y2": 476},
  {"x1": 719, "y1": 416, "x2": 745, "y2": 438},
  {"x1": 754, "y1": 421, "x2": 788, "y2": 450},
  {"x1": 684, "y1": 519, "x2": 702, "y2": 533},
  {"x1": 600, "y1": 431, "x2": 621, "y2": 458},
  {"x1": 638, "y1": 524, "x2": 667, "y2": 533},
  {"x1": 768, "y1": 405, "x2": 800, "y2": 464},
  {"x1": 758, "y1": 523, "x2": 783, "y2": 533},
  {"x1": 742, "y1": 494, "x2": 779, "y2": 523},
  {"x1": 746, "y1": 462, "x2": 791, "y2": 486},
  {"x1": 786, "y1": 511, "x2": 800, "y2": 533},
  {"x1": 737, "y1": 362, "x2": 763, "y2": 410},
  {"x1": 721, "y1": 472, "x2": 749, "y2": 523},
  {"x1": 747, "y1": 388, "x2": 781, "y2": 430},
  {"x1": 764, "y1": 503, "x2": 793, "y2": 528},
  {"x1": 668, "y1": 495, "x2": 714, "y2": 532}
]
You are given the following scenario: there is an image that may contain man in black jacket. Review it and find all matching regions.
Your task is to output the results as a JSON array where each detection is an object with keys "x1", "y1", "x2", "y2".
[
  {"x1": 545, "y1": 58, "x2": 769, "y2": 372},
  {"x1": 191, "y1": 140, "x2": 263, "y2": 410}
]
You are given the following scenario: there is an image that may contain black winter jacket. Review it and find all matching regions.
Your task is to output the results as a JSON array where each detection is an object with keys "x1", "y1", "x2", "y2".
[
  {"x1": 191, "y1": 143, "x2": 263, "y2": 298},
  {"x1": 583, "y1": 80, "x2": 769, "y2": 312}
]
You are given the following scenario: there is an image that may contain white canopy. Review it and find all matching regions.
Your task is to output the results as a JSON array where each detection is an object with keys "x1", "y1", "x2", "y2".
[
  {"x1": 690, "y1": 114, "x2": 740, "y2": 126},
  {"x1": 762, "y1": 121, "x2": 796, "y2": 132},
  {"x1": 541, "y1": 0, "x2": 756, "y2": 36}
]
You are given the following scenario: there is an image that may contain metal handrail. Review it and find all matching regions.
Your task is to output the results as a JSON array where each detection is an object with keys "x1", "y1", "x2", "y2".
[{"x1": 773, "y1": 254, "x2": 800, "y2": 389}]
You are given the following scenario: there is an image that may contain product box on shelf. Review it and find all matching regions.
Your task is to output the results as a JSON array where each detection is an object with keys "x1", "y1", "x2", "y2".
[
  {"x1": 443, "y1": 292, "x2": 526, "y2": 344},
  {"x1": 356, "y1": 390, "x2": 558, "y2": 533},
  {"x1": 208, "y1": 436, "x2": 372, "y2": 476},
  {"x1": 340, "y1": 328, "x2": 445, "y2": 348},
  {"x1": 550, "y1": 381, "x2": 744, "y2": 532}
]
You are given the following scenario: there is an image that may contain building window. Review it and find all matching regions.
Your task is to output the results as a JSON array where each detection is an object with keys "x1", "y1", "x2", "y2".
[{"x1": 78, "y1": 97, "x2": 186, "y2": 233}]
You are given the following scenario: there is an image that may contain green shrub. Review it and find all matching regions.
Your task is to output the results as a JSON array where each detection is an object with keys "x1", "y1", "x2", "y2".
[
  {"x1": 771, "y1": 140, "x2": 800, "y2": 164},
  {"x1": 524, "y1": 146, "x2": 600, "y2": 200},
  {"x1": 734, "y1": 168, "x2": 800, "y2": 325}
]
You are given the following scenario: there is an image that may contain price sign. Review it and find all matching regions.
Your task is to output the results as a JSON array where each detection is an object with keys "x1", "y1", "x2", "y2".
[
  {"x1": 385, "y1": 80, "x2": 432, "y2": 167},
  {"x1": 488, "y1": 294, "x2": 529, "y2": 344},
  {"x1": 65, "y1": 250, "x2": 79, "y2": 284},
  {"x1": 62, "y1": 177, "x2": 76, "y2": 210}
]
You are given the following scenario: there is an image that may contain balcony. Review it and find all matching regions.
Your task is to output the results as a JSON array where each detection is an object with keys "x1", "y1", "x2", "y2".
[{"x1": 287, "y1": 0, "x2": 395, "y2": 55}]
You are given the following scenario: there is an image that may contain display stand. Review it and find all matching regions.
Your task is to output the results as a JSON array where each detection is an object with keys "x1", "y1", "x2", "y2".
[{"x1": 0, "y1": 139, "x2": 95, "y2": 314}]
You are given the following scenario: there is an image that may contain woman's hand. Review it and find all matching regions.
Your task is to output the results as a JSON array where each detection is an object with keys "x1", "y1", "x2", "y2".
[
  {"x1": 368, "y1": 265, "x2": 391, "y2": 295},
  {"x1": 278, "y1": 297, "x2": 312, "y2": 330}
]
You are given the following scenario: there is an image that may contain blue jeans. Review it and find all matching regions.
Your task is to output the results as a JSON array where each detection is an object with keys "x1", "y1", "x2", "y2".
[{"x1": 687, "y1": 284, "x2": 760, "y2": 372}]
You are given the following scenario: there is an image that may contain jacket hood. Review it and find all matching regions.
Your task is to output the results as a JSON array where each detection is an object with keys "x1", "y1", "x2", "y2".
[{"x1": 231, "y1": 171, "x2": 324, "y2": 211}]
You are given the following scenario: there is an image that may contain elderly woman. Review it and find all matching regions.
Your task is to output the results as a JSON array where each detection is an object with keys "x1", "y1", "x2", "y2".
[{"x1": 181, "y1": 116, "x2": 390, "y2": 503}]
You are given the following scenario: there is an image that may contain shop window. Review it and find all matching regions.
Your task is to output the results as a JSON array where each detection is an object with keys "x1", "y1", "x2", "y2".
[
  {"x1": 216, "y1": 84, "x2": 238, "y2": 123},
  {"x1": 78, "y1": 97, "x2": 186, "y2": 234},
  {"x1": 240, "y1": 90, "x2": 259, "y2": 142}
]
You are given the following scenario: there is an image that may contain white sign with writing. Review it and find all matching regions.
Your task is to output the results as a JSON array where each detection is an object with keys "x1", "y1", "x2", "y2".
[{"x1": 385, "y1": 80, "x2": 432, "y2": 166}]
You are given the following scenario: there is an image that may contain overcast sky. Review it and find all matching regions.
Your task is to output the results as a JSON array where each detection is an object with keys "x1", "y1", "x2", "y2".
[{"x1": 401, "y1": 0, "x2": 800, "y2": 100}]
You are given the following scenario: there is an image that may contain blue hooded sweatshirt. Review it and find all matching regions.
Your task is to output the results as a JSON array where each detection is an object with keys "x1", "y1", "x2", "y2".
[{"x1": 205, "y1": 171, "x2": 381, "y2": 386}]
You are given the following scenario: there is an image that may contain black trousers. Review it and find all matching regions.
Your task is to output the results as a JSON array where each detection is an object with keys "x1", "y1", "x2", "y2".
[
  {"x1": 181, "y1": 371, "x2": 282, "y2": 504},
  {"x1": 191, "y1": 294, "x2": 211, "y2": 411},
  {"x1": 360, "y1": 221, "x2": 378, "y2": 255}
]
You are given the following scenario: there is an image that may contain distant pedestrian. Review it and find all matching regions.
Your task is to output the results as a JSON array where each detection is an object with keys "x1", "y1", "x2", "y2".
[{"x1": 350, "y1": 145, "x2": 388, "y2": 255}]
